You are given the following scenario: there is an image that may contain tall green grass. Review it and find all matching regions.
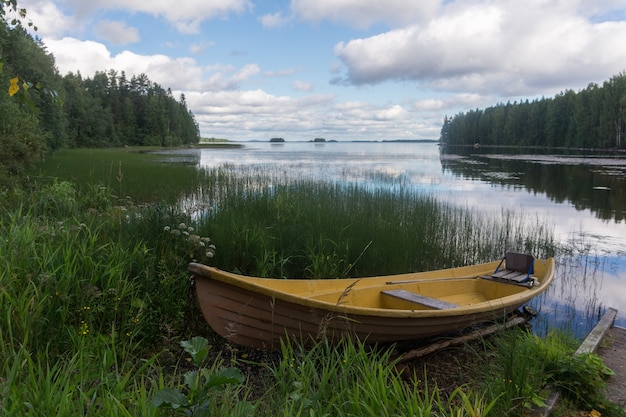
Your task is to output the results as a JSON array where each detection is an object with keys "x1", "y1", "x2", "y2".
[
  {"x1": 475, "y1": 328, "x2": 623, "y2": 417},
  {"x1": 258, "y1": 337, "x2": 497, "y2": 416}
]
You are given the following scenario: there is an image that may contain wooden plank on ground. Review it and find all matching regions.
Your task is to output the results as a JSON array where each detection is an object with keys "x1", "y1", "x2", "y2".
[{"x1": 396, "y1": 315, "x2": 529, "y2": 363}]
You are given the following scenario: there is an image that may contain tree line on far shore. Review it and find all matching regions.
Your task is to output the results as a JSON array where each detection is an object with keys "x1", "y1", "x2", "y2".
[{"x1": 440, "y1": 73, "x2": 626, "y2": 149}]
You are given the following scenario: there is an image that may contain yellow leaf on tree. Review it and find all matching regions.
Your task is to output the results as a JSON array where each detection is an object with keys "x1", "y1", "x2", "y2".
[
  {"x1": 590, "y1": 410, "x2": 602, "y2": 417},
  {"x1": 9, "y1": 77, "x2": 20, "y2": 96}
]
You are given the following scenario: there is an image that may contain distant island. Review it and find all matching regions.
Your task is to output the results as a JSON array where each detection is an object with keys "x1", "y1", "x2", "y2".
[
  {"x1": 270, "y1": 137, "x2": 285, "y2": 143},
  {"x1": 201, "y1": 137, "x2": 230, "y2": 143},
  {"x1": 197, "y1": 137, "x2": 244, "y2": 148}
]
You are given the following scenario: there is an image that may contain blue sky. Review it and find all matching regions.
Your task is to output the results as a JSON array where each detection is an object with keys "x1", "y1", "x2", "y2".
[{"x1": 19, "y1": 0, "x2": 626, "y2": 141}]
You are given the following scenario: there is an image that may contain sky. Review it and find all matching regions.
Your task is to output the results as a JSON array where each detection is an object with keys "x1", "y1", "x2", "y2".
[{"x1": 17, "y1": 0, "x2": 626, "y2": 141}]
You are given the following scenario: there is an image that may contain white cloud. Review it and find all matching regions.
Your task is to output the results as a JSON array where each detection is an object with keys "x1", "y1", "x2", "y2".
[
  {"x1": 333, "y1": 1, "x2": 626, "y2": 96},
  {"x1": 265, "y1": 67, "x2": 300, "y2": 77},
  {"x1": 20, "y1": 0, "x2": 78, "y2": 38},
  {"x1": 202, "y1": 63, "x2": 261, "y2": 91},
  {"x1": 190, "y1": 41, "x2": 216, "y2": 54},
  {"x1": 229, "y1": 64, "x2": 261, "y2": 85},
  {"x1": 43, "y1": 37, "x2": 113, "y2": 75},
  {"x1": 48, "y1": 35, "x2": 269, "y2": 94},
  {"x1": 260, "y1": 12, "x2": 290, "y2": 28},
  {"x1": 114, "y1": 51, "x2": 206, "y2": 90},
  {"x1": 186, "y1": 90, "x2": 334, "y2": 137},
  {"x1": 43, "y1": 38, "x2": 253, "y2": 91},
  {"x1": 292, "y1": 80, "x2": 314, "y2": 92},
  {"x1": 184, "y1": 89, "x2": 436, "y2": 140},
  {"x1": 412, "y1": 98, "x2": 445, "y2": 112},
  {"x1": 291, "y1": 0, "x2": 440, "y2": 28},
  {"x1": 94, "y1": 20, "x2": 139, "y2": 45},
  {"x1": 60, "y1": 0, "x2": 252, "y2": 33}
]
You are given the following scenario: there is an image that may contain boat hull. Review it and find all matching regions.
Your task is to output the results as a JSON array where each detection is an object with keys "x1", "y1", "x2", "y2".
[{"x1": 190, "y1": 257, "x2": 555, "y2": 349}]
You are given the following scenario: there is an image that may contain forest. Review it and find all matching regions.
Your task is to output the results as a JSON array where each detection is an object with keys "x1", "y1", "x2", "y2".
[
  {"x1": 440, "y1": 73, "x2": 626, "y2": 149},
  {"x1": 0, "y1": 5, "x2": 199, "y2": 182}
]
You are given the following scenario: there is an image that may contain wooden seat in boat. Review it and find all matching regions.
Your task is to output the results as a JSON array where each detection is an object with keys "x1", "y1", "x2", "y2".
[
  {"x1": 381, "y1": 289, "x2": 459, "y2": 310},
  {"x1": 481, "y1": 252, "x2": 535, "y2": 286}
]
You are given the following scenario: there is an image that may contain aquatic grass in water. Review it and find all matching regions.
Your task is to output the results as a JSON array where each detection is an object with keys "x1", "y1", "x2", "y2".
[
  {"x1": 192, "y1": 170, "x2": 557, "y2": 277},
  {"x1": 33, "y1": 150, "x2": 557, "y2": 278},
  {"x1": 33, "y1": 148, "x2": 202, "y2": 203}
]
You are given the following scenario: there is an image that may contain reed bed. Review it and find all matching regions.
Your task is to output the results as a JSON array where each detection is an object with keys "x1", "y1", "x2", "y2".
[
  {"x1": 1, "y1": 149, "x2": 599, "y2": 416},
  {"x1": 190, "y1": 166, "x2": 557, "y2": 278}
]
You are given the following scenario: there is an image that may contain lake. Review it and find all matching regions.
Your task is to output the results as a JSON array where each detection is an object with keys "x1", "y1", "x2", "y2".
[{"x1": 168, "y1": 141, "x2": 626, "y2": 334}]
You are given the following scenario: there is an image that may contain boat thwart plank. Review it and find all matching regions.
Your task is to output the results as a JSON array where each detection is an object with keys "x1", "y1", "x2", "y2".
[{"x1": 381, "y1": 289, "x2": 459, "y2": 310}]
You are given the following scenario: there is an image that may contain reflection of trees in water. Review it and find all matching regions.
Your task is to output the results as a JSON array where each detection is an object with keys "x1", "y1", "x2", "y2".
[{"x1": 440, "y1": 154, "x2": 626, "y2": 222}]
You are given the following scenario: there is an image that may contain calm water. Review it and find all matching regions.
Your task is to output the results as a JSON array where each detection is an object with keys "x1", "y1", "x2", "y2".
[{"x1": 171, "y1": 141, "x2": 626, "y2": 334}]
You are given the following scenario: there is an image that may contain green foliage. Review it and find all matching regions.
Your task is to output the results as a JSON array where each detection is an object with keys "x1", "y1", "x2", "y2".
[
  {"x1": 477, "y1": 329, "x2": 625, "y2": 417},
  {"x1": 0, "y1": 179, "x2": 212, "y2": 355},
  {"x1": 259, "y1": 337, "x2": 499, "y2": 416},
  {"x1": 0, "y1": 342, "x2": 159, "y2": 416},
  {"x1": 479, "y1": 329, "x2": 560, "y2": 415},
  {"x1": 0, "y1": 97, "x2": 46, "y2": 184},
  {"x1": 152, "y1": 337, "x2": 254, "y2": 417},
  {"x1": 63, "y1": 70, "x2": 200, "y2": 147},
  {"x1": 441, "y1": 73, "x2": 626, "y2": 149},
  {"x1": 547, "y1": 352, "x2": 620, "y2": 414},
  {"x1": 0, "y1": 4, "x2": 50, "y2": 184}
]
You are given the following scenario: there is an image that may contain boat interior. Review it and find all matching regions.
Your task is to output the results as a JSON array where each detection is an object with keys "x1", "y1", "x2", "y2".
[{"x1": 308, "y1": 252, "x2": 538, "y2": 310}]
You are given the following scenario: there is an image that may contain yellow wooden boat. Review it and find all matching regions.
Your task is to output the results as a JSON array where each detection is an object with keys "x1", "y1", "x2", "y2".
[{"x1": 189, "y1": 252, "x2": 555, "y2": 349}]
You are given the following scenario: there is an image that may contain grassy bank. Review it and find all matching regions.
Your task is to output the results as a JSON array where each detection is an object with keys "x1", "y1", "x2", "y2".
[{"x1": 1, "y1": 150, "x2": 618, "y2": 415}]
